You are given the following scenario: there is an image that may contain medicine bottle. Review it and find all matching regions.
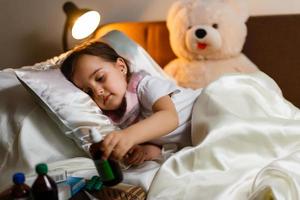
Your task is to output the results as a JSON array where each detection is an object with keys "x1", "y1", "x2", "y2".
[
  {"x1": 11, "y1": 172, "x2": 32, "y2": 200},
  {"x1": 31, "y1": 163, "x2": 58, "y2": 200},
  {"x1": 89, "y1": 129, "x2": 123, "y2": 186}
]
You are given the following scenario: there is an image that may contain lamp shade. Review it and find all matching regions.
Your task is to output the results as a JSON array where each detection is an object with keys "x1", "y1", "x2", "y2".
[
  {"x1": 62, "y1": 2, "x2": 101, "y2": 51},
  {"x1": 72, "y1": 11, "x2": 100, "y2": 40}
]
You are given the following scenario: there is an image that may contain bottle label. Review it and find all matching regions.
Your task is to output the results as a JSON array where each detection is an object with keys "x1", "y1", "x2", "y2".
[{"x1": 94, "y1": 159, "x2": 115, "y2": 181}]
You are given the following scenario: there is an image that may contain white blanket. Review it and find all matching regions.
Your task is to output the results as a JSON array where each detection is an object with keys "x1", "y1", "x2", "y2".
[{"x1": 147, "y1": 72, "x2": 300, "y2": 200}]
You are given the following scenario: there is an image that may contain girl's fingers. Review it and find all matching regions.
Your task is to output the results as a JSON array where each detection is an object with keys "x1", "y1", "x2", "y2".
[
  {"x1": 102, "y1": 146, "x2": 113, "y2": 160},
  {"x1": 137, "y1": 151, "x2": 146, "y2": 164},
  {"x1": 101, "y1": 132, "x2": 134, "y2": 161},
  {"x1": 126, "y1": 147, "x2": 140, "y2": 163},
  {"x1": 102, "y1": 134, "x2": 119, "y2": 159},
  {"x1": 127, "y1": 152, "x2": 139, "y2": 164},
  {"x1": 128, "y1": 145, "x2": 137, "y2": 154},
  {"x1": 100, "y1": 134, "x2": 113, "y2": 151},
  {"x1": 128, "y1": 150, "x2": 145, "y2": 165},
  {"x1": 135, "y1": 153, "x2": 146, "y2": 165},
  {"x1": 111, "y1": 145, "x2": 128, "y2": 160}
]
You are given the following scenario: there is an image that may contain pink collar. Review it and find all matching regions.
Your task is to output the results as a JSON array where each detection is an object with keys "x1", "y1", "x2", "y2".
[{"x1": 104, "y1": 71, "x2": 148, "y2": 128}]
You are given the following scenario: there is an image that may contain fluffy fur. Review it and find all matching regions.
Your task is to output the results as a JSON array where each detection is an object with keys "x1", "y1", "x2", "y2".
[{"x1": 164, "y1": 0, "x2": 258, "y2": 89}]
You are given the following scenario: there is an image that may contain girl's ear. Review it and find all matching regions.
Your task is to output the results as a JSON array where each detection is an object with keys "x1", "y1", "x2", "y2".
[{"x1": 116, "y1": 57, "x2": 128, "y2": 75}]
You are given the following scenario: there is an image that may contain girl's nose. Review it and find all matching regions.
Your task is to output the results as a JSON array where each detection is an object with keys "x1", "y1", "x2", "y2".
[{"x1": 94, "y1": 88, "x2": 104, "y2": 96}]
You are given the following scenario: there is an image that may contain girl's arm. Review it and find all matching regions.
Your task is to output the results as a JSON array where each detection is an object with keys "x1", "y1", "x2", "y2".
[{"x1": 101, "y1": 95, "x2": 179, "y2": 160}]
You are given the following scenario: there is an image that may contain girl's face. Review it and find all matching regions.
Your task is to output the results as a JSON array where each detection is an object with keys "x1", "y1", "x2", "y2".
[{"x1": 72, "y1": 54, "x2": 128, "y2": 111}]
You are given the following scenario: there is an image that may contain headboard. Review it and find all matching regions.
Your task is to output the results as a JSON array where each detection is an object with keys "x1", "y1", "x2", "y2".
[{"x1": 93, "y1": 15, "x2": 300, "y2": 108}]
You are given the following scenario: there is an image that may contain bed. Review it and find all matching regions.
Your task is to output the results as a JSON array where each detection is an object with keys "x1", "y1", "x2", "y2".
[{"x1": 1, "y1": 14, "x2": 300, "y2": 199}]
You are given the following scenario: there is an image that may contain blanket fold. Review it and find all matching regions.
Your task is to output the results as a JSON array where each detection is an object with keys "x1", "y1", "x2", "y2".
[{"x1": 147, "y1": 72, "x2": 300, "y2": 200}]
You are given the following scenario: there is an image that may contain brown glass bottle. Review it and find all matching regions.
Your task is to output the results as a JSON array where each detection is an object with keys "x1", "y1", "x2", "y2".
[
  {"x1": 31, "y1": 163, "x2": 58, "y2": 200},
  {"x1": 89, "y1": 129, "x2": 123, "y2": 186},
  {"x1": 10, "y1": 172, "x2": 32, "y2": 200}
]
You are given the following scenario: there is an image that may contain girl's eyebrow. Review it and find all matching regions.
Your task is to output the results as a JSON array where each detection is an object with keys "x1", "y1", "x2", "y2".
[{"x1": 89, "y1": 68, "x2": 103, "y2": 79}]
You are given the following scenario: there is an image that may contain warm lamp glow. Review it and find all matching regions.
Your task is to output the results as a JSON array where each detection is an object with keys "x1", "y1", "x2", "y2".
[
  {"x1": 62, "y1": 1, "x2": 101, "y2": 51},
  {"x1": 72, "y1": 11, "x2": 101, "y2": 40}
]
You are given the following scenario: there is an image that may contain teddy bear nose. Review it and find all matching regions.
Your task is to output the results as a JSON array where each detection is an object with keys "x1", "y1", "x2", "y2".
[{"x1": 195, "y1": 29, "x2": 207, "y2": 39}]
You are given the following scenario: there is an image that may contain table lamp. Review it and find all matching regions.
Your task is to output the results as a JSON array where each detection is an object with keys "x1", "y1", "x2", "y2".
[{"x1": 62, "y1": 1, "x2": 100, "y2": 51}]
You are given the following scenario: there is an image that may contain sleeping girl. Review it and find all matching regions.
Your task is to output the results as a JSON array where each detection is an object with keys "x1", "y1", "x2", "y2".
[{"x1": 61, "y1": 41, "x2": 202, "y2": 166}]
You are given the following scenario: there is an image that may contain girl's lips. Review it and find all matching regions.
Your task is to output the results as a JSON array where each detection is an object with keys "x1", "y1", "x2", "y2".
[{"x1": 103, "y1": 94, "x2": 111, "y2": 105}]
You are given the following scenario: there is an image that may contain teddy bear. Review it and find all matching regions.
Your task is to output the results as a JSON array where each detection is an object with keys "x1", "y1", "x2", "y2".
[{"x1": 164, "y1": 0, "x2": 258, "y2": 89}]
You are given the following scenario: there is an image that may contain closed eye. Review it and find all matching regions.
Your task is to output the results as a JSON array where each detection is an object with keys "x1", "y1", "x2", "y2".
[{"x1": 96, "y1": 75, "x2": 104, "y2": 82}]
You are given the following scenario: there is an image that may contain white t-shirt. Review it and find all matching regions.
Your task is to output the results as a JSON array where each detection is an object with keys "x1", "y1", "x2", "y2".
[{"x1": 137, "y1": 75, "x2": 202, "y2": 148}]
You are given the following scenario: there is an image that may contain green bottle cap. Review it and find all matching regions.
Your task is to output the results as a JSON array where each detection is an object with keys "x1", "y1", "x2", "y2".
[{"x1": 35, "y1": 163, "x2": 48, "y2": 174}]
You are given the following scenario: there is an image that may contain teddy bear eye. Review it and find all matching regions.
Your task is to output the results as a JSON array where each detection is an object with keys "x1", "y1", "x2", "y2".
[{"x1": 212, "y1": 23, "x2": 218, "y2": 29}]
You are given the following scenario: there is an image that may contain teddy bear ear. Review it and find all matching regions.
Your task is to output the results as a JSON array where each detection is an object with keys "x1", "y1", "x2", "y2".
[
  {"x1": 223, "y1": 0, "x2": 250, "y2": 22},
  {"x1": 167, "y1": 0, "x2": 194, "y2": 29}
]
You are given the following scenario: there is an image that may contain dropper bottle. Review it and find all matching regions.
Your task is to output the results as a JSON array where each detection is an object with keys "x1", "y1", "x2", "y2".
[
  {"x1": 89, "y1": 128, "x2": 123, "y2": 186},
  {"x1": 10, "y1": 172, "x2": 32, "y2": 200}
]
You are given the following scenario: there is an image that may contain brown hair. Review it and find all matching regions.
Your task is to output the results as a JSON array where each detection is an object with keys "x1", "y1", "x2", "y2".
[{"x1": 61, "y1": 41, "x2": 131, "y2": 82}]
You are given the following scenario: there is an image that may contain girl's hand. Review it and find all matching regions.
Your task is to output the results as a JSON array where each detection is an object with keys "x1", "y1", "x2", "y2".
[
  {"x1": 124, "y1": 145, "x2": 147, "y2": 165},
  {"x1": 124, "y1": 144, "x2": 162, "y2": 166},
  {"x1": 100, "y1": 130, "x2": 135, "y2": 161},
  {"x1": 141, "y1": 144, "x2": 162, "y2": 161}
]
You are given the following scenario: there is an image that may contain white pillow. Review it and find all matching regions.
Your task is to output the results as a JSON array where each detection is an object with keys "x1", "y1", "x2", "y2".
[{"x1": 15, "y1": 30, "x2": 169, "y2": 153}]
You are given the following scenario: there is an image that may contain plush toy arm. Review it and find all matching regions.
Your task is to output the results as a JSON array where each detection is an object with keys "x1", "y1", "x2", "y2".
[{"x1": 238, "y1": 54, "x2": 259, "y2": 72}]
